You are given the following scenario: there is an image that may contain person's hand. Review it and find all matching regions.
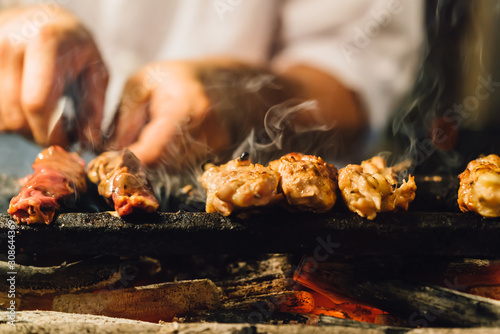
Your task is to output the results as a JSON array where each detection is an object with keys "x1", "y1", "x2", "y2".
[
  {"x1": 0, "y1": 5, "x2": 108, "y2": 147},
  {"x1": 105, "y1": 60, "x2": 234, "y2": 170},
  {"x1": 106, "y1": 58, "x2": 366, "y2": 170}
]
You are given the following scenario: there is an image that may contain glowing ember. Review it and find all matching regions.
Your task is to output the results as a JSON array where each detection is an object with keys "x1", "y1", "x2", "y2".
[
  {"x1": 293, "y1": 280, "x2": 385, "y2": 323},
  {"x1": 274, "y1": 291, "x2": 315, "y2": 313}
]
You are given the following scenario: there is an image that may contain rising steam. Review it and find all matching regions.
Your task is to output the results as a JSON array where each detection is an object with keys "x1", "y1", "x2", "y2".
[
  {"x1": 150, "y1": 95, "x2": 355, "y2": 212},
  {"x1": 389, "y1": 0, "x2": 497, "y2": 176}
]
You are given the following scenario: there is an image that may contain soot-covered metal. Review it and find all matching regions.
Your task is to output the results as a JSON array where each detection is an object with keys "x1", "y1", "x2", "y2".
[
  {"x1": 1, "y1": 211, "x2": 499, "y2": 257},
  {"x1": 0, "y1": 171, "x2": 498, "y2": 258}
]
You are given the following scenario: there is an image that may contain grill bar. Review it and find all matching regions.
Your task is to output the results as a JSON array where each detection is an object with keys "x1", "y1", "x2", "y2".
[{"x1": 1, "y1": 211, "x2": 499, "y2": 257}]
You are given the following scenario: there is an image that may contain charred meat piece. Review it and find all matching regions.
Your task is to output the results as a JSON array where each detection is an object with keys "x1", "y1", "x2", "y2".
[
  {"x1": 338, "y1": 156, "x2": 416, "y2": 220},
  {"x1": 269, "y1": 153, "x2": 338, "y2": 213},
  {"x1": 201, "y1": 155, "x2": 281, "y2": 216},
  {"x1": 458, "y1": 154, "x2": 500, "y2": 217},
  {"x1": 88, "y1": 149, "x2": 159, "y2": 216},
  {"x1": 8, "y1": 146, "x2": 87, "y2": 225}
]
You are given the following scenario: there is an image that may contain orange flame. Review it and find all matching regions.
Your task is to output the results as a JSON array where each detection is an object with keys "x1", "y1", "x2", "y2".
[{"x1": 262, "y1": 257, "x2": 387, "y2": 323}]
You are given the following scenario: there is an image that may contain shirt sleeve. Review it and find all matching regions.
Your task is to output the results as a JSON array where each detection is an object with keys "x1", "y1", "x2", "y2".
[{"x1": 272, "y1": 0, "x2": 424, "y2": 135}]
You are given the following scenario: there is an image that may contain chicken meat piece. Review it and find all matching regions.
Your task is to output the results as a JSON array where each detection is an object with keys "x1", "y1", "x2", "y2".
[
  {"x1": 458, "y1": 154, "x2": 500, "y2": 217},
  {"x1": 201, "y1": 153, "x2": 281, "y2": 216},
  {"x1": 88, "y1": 149, "x2": 159, "y2": 216},
  {"x1": 8, "y1": 146, "x2": 87, "y2": 224},
  {"x1": 269, "y1": 153, "x2": 338, "y2": 213},
  {"x1": 338, "y1": 156, "x2": 416, "y2": 220}
]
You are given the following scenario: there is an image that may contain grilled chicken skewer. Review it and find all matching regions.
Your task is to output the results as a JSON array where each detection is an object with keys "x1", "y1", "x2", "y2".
[
  {"x1": 202, "y1": 152, "x2": 337, "y2": 215},
  {"x1": 338, "y1": 156, "x2": 416, "y2": 220},
  {"x1": 269, "y1": 153, "x2": 338, "y2": 213},
  {"x1": 8, "y1": 145, "x2": 87, "y2": 224},
  {"x1": 201, "y1": 153, "x2": 281, "y2": 216},
  {"x1": 458, "y1": 154, "x2": 500, "y2": 218},
  {"x1": 88, "y1": 149, "x2": 159, "y2": 216}
]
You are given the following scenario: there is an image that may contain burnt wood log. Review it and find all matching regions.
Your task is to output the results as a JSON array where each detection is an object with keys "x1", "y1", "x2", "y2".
[
  {"x1": 318, "y1": 315, "x2": 410, "y2": 333},
  {"x1": 0, "y1": 256, "x2": 121, "y2": 311},
  {"x1": 0, "y1": 256, "x2": 120, "y2": 293},
  {"x1": 222, "y1": 291, "x2": 314, "y2": 314},
  {"x1": 219, "y1": 254, "x2": 295, "y2": 301},
  {"x1": 4, "y1": 311, "x2": 500, "y2": 333},
  {"x1": 187, "y1": 309, "x2": 314, "y2": 325},
  {"x1": 1, "y1": 211, "x2": 500, "y2": 257},
  {"x1": 356, "y1": 280, "x2": 500, "y2": 327},
  {"x1": 0, "y1": 256, "x2": 161, "y2": 312},
  {"x1": 52, "y1": 279, "x2": 221, "y2": 323},
  {"x1": 220, "y1": 277, "x2": 295, "y2": 303},
  {"x1": 297, "y1": 261, "x2": 500, "y2": 328},
  {"x1": 292, "y1": 256, "x2": 500, "y2": 289}
]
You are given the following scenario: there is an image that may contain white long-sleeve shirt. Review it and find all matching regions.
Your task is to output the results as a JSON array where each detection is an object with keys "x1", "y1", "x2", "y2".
[{"x1": 1, "y1": 0, "x2": 424, "y2": 150}]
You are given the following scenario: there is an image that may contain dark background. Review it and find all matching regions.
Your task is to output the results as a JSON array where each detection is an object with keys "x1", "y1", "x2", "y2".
[{"x1": 386, "y1": 0, "x2": 500, "y2": 175}]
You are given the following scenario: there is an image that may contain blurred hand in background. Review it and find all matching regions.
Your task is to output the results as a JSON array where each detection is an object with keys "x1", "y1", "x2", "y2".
[
  {"x1": 0, "y1": 0, "x2": 423, "y2": 169},
  {"x1": 105, "y1": 58, "x2": 364, "y2": 170},
  {"x1": 105, "y1": 60, "x2": 231, "y2": 169},
  {"x1": 0, "y1": 4, "x2": 108, "y2": 147}
]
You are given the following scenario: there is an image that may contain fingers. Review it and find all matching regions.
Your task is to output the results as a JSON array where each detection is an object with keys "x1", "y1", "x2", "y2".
[
  {"x1": 108, "y1": 61, "x2": 230, "y2": 169},
  {"x1": 128, "y1": 116, "x2": 179, "y2": 167},
  {"x1": 21, "y1": 26, "x2": 68, "y2": 145},
  {"x1": 0, "y1": 6, "x2": 107, "y2": 146},
  {"x1": 20, "y1": 25, "x2": 107, "y2": 147},
  {"x1": 105, "y1": 72, "x2": 153, "y2": 150},
  {"x1": 126, "y1": 89, "x2": 215, "y2": 168},
  {"x1": 0, "y1": 42, "x2": 28, "y2": 134},
  {"x1": 110, "y1": 71, "x2": 193, "y2": 166},
  {"x1": 128, "y1": 113, "x2": 228, "y2": 170}
]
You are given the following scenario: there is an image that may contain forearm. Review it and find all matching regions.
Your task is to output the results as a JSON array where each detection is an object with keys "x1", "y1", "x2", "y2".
[
  {"x1": 109, "y1": 57, "x2": 368, "y2": 168},
  {"x1": 279, "y1": 64, "x2": 367, "y2": 133},
  {"x1": 196, "y1": 58, "x2": 367, "y2": 134}
]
